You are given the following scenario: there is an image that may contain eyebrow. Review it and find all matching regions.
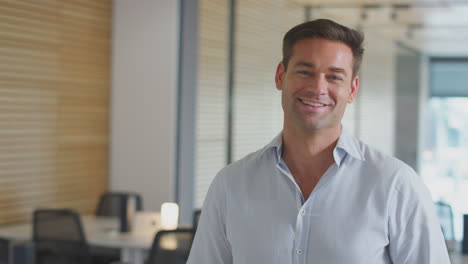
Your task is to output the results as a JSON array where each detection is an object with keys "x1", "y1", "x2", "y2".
[
  {"x1": 293, "y1": 61, "x2": 314, "y2": 68},
  {"x1": 329, "y1": 67, "x2": 347, "y2": 77},
  {"x1": 293, "y1": 61, "x2": 348, "y2": 77}
]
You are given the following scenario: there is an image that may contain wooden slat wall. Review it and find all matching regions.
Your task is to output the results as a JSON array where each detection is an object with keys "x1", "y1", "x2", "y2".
[{"x1": 0, "y1": 0, "x2": 111, "y2": 225}]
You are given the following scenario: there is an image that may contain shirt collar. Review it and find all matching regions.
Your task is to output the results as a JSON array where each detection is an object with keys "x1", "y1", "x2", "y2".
[
  {"x1": 261, "y1": 132, "x2": 283, "y2": 162},
  {"x1": 262, "y1": 127, "x2": 365, "y2": 167},
  {"x1": 334, "y1": 128, "x2": 365, "y2": 165}
]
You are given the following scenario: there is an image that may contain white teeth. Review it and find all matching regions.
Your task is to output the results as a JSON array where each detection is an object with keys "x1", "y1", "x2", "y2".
[{"x1": 301, "y1": 99, "x2": 325, "y2": 107}]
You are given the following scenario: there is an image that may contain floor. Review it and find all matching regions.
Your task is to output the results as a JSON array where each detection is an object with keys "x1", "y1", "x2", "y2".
[
  {"x1": 450, "y1": 252, "x2": 468, "y2": 264},
  {"x1": 449, "y1": 241, "x2": 468, "y2": 264}
]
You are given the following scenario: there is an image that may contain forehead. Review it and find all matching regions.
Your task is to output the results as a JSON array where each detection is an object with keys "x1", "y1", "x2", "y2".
[{"x1": 290, "y1": 38, "x2": 354, "y2": 70}]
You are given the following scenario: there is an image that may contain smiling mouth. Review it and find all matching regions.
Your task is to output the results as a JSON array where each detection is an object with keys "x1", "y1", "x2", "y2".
[{"x1": 299, "y1": 99, "x2": 328, "y2": 107}]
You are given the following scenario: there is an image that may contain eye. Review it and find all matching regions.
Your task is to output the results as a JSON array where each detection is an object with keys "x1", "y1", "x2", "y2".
[
  {"x1": 296, "y1": 70, "x2": 312, "y2": 76},
  {"x1": 327, "y1": 75, "x2": 343, "y2": 81}
]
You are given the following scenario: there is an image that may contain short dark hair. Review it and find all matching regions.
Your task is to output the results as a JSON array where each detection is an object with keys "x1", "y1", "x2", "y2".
[{"x1": 282, "y1": 19, "x2": 364, "y2": 77}]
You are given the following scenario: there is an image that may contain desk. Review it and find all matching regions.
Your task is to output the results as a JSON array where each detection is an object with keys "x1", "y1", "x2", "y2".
[{"x1": 0, "y1": 215, "x2": 158, "y2": 264}]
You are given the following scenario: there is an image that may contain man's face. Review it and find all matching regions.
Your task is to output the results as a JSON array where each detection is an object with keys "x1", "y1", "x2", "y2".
[{"x1": 275, "y1": 38, "x2": 359, "y2": 132}]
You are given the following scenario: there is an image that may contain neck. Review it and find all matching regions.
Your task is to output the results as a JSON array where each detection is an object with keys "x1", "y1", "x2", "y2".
[
  {"x1": 281, "y1": 124, "x2": 341, "y2": 200},
  {"x1": 282, "y1": 124, "x2": 341, "y2": 161}
]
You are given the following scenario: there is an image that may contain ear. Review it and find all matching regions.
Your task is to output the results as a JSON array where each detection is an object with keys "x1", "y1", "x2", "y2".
[
  {"x1": 348, "y1": 76, "x2": 359, "y2": 103},
  {"x1": 275, "y1": 62, "x2": 285, "y2": 91}
]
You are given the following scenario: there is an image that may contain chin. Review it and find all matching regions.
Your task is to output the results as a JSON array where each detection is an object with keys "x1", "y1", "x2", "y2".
[
  {"x1": 301, "y1": 121, "x2": 340, "y2": 132},
  {"x1": 300, "y1": 122, "x2": 323, "y2": 132}
]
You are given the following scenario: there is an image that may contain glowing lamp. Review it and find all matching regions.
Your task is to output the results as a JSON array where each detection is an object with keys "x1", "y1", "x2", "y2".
[{"x1": 160, "y1": 202, "x2": 179, "y2": 230}]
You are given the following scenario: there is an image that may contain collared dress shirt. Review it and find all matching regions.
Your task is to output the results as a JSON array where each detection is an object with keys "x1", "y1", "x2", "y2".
[{"x1": 187, "y1": 130, "x2": 450, "y2": 264}]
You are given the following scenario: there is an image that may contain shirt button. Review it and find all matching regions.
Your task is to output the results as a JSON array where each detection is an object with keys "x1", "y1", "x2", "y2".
[
  {"x1": 296, "y1": 249, "x2": 303, "y2": 255},
  {"x1": 300, "y1": 209, "x2": 306, "y2": 215}
]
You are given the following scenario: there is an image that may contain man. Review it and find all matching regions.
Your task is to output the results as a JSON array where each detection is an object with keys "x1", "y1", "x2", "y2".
[{"x1": 187, "y1": 19, "x2": 450, "y2": 264}]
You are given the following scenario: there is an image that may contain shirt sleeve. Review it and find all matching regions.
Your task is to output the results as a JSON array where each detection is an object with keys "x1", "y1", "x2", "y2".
[
  {"x1": 186, "y1": 173, "x2": 233, "y2": 264},
  {"x1": 387, "y1": 165, "x2": 450, "y2": 264}
]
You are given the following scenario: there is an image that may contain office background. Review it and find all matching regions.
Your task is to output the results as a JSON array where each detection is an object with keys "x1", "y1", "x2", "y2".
[{"x1": 1, "y1": 0, "x2": 467, "y2": 240}]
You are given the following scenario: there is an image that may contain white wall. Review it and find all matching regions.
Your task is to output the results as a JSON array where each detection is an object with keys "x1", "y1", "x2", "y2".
[
  {"x1": 341, "y1": 31, "x2": 397, "y2": 155},
  {"x1": 110, "y1": 0, "x2": 179, "y2": 211},
  {"x1": 358, "y1": 32, "x2": 396, "y2": 155}
]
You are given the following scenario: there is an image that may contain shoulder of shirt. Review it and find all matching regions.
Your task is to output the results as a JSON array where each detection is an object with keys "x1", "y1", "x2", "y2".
[
  {"x1": 348, "y1": 139, "x2": 425, "y2": 206},
  {"x1": 356, "y1": 137, "x2": 419, "y2": 185},
  {"x1": 213, "y1": 141, "x2": 276, "y2": 185},
  {"x1": 220, "y1": 147, "x2": 269, "y2": 173},
  {"x1": 215, "y1": 132, "x2": 281, "y2": 180}
]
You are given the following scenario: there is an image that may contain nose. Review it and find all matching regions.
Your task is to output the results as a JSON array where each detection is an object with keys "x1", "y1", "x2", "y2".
[{"x1": 306, "y1": 73, "x2": 327, "y2": 95}]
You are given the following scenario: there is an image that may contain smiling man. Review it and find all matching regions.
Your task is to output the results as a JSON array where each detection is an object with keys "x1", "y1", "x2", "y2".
[{"x1": 187, "y1": 19, "x2": 450, "y2": 264}]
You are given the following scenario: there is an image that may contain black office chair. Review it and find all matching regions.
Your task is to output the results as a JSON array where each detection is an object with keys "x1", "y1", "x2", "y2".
[
  {"x1": 434, "y1": 200, "x2": 455, "y2": 241},
  {"x1": 146, "y1": 228, "x2": 195, "y2": 264},
  {"x1": 34, "y1": 209, "x2": 118, "y2": 264},
  {"x1": 33, "y1": 209, "x2": 93, "y2": 264},
  {"x1": 0, "y1": 238, "x2": 10, "y2": 264},
  {"x1": 193, "y1": 210, "x2": 201, "y2": 232},
  {"x1": 95, "y1": 192, "x2": 144, "y2": 259},
  {"x1": 96, "y1": 191, "x2": 143, "y2": 217}
]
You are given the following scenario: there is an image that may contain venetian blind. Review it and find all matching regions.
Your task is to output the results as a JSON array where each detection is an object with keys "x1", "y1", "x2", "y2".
[
  {"x1": 194, "y1": 0, "x2": 229, "y2": 209},
  {"x1": 232, "y1": 0, "x2": 302, "y2": 160},
  {"x1": 194, "y1": 0, "x2": 304, "y2": 208},
  {"x1": 0, "y1": 0, "x2": 111, "y2": 224}
]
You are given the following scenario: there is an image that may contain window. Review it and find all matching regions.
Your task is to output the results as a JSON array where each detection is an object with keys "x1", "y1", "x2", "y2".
[{"x1": 421, "y1": 59, "x2": 468, "y2": 240}]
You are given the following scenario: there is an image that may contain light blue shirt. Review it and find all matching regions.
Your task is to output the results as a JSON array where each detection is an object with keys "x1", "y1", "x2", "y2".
[{"x1": 187, "y1": 130, "x2": 450, "y2": 264}]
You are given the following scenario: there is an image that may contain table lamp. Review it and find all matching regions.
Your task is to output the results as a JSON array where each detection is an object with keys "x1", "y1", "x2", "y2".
[{"x1": 160, "y1": 202, "x2": 179, "y2": 230}]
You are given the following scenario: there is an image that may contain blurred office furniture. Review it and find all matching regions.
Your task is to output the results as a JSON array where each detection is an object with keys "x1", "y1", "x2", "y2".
[
  {"x1": 96, "y1": 192, "x2": 143, "y2": 232},
  {"x1": 14, "y1": 242, "x2": 36, "y2": 264},
  {"x1": 193, "y1": 210, "x2": 201, "y2": 232},
  {"x1": 435, "y1": 200, "x2": 456, "y2": 252},
  {"x1": 12, "y1": 241, "x2": 36, "y2": 264},
  {"x1": 33, "y1": 209, "x2": 118, "y2": 264},
  {"x1": 33, "y1": 209, "x2": 93, "y2": 264},
  {"x1": 0, "y1": 238, "x2": 9, "y2": 264},
  {"x1": 146, "y1": 228, "x2": 195, "y2": 264},
  {"x1": 464, "y1": 215, "x2": 468, "y2": 254},
  {"x1": 132, "y1": 212, "x2": 160, "y2": 235},
  {"x1": 435, "y1": 201, "x2": 455, "y2": 241},
  {"x1": 1, "y1": 237, "x2": 36, "y2": 264},
  {"x1": 0, "y1": 214, "x2": 161, "y2": 264},
  {"x1": 96, "y1": 192, "x2": 143, "y2": 217}
]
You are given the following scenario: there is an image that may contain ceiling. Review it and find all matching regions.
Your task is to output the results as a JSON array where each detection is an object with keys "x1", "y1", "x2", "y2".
[{"x1": 290, "y1": 0, "x2": 468, "y2": 56}]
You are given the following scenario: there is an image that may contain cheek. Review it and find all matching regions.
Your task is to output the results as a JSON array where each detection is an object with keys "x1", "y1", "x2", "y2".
[
  {"x1": 282, "y1": 82, "x2": 299, "y2": 97},
  {"x1": 335, "y1": 87, "x2": 351, "y2": 99},
  {"x1": 328, "y1": 92, "x2": 348, "y2": 107},
  {"x1": 281, "y1": 91, "x2": 288, "y2": 106}
]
